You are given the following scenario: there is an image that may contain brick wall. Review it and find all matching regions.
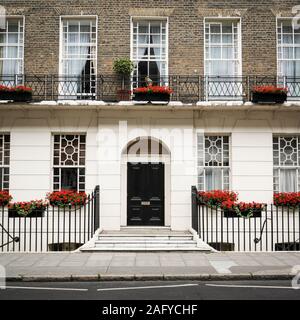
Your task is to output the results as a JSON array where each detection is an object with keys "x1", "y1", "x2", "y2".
[{"x1": 1, "y1": 0, "x2": 300, "y2": 76}]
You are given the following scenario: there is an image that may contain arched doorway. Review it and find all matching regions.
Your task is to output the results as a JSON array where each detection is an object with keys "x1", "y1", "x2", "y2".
[{"x1": 121, "y1": 136, "x2": 171, "y2": 227}]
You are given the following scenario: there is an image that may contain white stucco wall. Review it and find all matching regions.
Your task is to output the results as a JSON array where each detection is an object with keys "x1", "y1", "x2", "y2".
[{"x1": 1, "y1": 107, "x2": 300, "y2": 231}]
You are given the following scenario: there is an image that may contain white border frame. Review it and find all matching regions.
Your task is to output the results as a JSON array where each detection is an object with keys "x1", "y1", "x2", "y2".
[
  {"x1": 120, "y1": 137, "x2": 171, "y2": 228},
  {"x1": 0, "y1": 15, "x2": 25, "y2": 77},
  {"x1": 130, "y1": 16, "x2": 169, "y2": 86},
  {"x1": 195, "y1": 128, "x2": 232, "y2": 191},
  {"x1": 58, "y1": 15, "x2": 98, "y2": 80},
  {"x1": 203, "y1": 17, "x2": 242, "y2": 77}
]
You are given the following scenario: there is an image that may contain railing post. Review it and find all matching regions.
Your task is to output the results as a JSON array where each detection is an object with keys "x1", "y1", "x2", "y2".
[
  {"x1": 93, "y1": 185, "x2": 100, "y2": 232},
  {"x1": 198, "y1": 75, "x2": 201, "y2": 101},
  {"x1": 44, "y1": 75, "x2": 48, "y2": 101},
  {"x1": 176, "y1": 75, "x2": 180, "y2": 101},
  {"x1": 191, "y1": 186, "x2": 199, "y2": 233},
  {"x1": 51, "y1": 75, "x2": 54, "y2": 101},
  {"x1": 205, "y1": 75, "x2": 209, "y2": 102},
  {"x1": 246, "y1": 76, "x2": 250, "y2": 102}
]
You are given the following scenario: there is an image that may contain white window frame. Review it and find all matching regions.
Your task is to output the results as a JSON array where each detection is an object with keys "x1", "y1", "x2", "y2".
[
  {"x1": 0, "y1": 16, "x2": 24, "y2": 82},
  {"x1": 59, "y1": 15, "x2": 98, "y2": 99},
  {"x1": 204, "y1": 17, "x2": 242, "y2": 77},
  {"x1": 0, "y1": 133, "x2": 10, "y2": 191},
  {"x1": 204, "y1": 17, "x2": 242, "y2": 100},
  {"x1": 130, "y1": 16, "x2": 169, "y2": 88},
  {"x1": 52, "y1": 134, "x2": 86, "y2": 192},
  {"x1": 273, "y1": 135, "x2": 300, "y2": 193},
  {"x1": 197, "y1": 133, "x2": 231, "y2": 191},
  {"x1": 276, "y1": 17, "x2": 300, "y2": 99}
]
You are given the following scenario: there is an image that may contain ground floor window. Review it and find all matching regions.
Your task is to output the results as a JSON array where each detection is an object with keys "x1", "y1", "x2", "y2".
[
  {"x1": 273, "y1": 135, "x2": 300, "y2": 192},
  {"x1": 197, "y1": 134, "x2": 230, "y2": 191},
  {"x1": 53, "y1": 134, "x2": 86, "y2": 192},
  {"x1": 0, "y1": 134, "x2": 10, "y2": 190}
]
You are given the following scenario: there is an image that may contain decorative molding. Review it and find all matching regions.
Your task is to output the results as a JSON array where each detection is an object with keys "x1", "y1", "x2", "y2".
[
  {"x1": 197, "y1": 8, "x2": 248, "y2": 17},
  {"x1": 129, "y1": 8, "x2": 174, "y2": 17}
]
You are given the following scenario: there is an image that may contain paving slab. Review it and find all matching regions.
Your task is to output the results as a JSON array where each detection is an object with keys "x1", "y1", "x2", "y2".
[{"x1": 1, "y1": 252, "x2": 300, "y2": 281}]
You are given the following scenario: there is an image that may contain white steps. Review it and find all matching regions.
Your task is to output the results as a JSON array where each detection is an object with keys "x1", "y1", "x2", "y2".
[{"x1": 81, "y1": 227, "x2": 213, "y2": 252}]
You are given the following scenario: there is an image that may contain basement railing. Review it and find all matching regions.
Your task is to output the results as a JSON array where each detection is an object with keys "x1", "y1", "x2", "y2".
[
  {"x1": 0, "y1": 186, "x2": 100, "y2": 252},
  {"x1": 191, "y1": 186, "x2": 300, "y2": 252}
]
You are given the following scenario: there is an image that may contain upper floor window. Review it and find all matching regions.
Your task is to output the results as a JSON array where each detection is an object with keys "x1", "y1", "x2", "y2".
[
  {"x1": 197, "y1": 134, "x2": 230, "y2": 191},
  {"x1": 204, "y1": 19, "x2": 241, "y2": 77},
  {"x1": 277, "y1": 19, "x2": 300, "y2": 78},
  {"x1": 60, "y1": 18, "x2": 97, "y2": 99},
  {"x1": 53, "y1": 134, "x2": 86, "y2": 192},
  {"x1": 204, "y1": 19, "x2": 241, "y2": 99},
  {"x1": 0, "y1": 17, "x2": 24, "y2": 81},
  {"x1": 0, "y1": 134, "x2": 10, "y2": 190},
  {"x1": 131, "y1": 18, "x2": 168, "y2": 87},
  {"x1": 273, "y1": 136, "x2": 300, "y2": 192}
]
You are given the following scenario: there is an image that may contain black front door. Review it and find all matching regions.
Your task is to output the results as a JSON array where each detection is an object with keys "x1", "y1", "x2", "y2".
[{"x1": 127, "y1": 162, "x2": 165, "y2": 226}]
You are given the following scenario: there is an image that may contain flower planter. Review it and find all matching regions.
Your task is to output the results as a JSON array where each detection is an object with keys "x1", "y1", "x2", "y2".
[
  {"x1": 117, "y1": 89, "x2": 131, "y2": 101},
  {"x1": 251, "y1": 92, "x2": 287, "y2": 104},
  {"x1": 0, "y1": 92, "x2": 14, "y2": 100},
  {"x1": 133, "y1": 92, "x2": 171, "y2": 103},
  {"x1": 0, "y1": 91, "x2": 32, "y2": 102},
  {"x1": 8, "y1": 208, "x2": 45, "y2": 218},
  {"x1": 13, "y1": 92, "x2": 33, "y2": 102},
  {"x1": 223, "y1": 208, "x2": 262, "y2": 218}
]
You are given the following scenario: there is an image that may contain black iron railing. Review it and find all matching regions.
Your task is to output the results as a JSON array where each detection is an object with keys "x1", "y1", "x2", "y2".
[
  {"x1": 0, "y1": 186, "x2": 100, "y2": 252},
  {"x1": 1, "y1": 74, "x2": 300, "y2": 103},
  {"x1": 191, "y1": 186, "x2": 300, "y2": 252}
]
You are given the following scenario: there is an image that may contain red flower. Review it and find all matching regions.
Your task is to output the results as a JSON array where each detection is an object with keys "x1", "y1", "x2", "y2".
[
  {"x1": 252, "y1": 85, "x2": 288, "y2": 94},
  {"x1": 274, "y1": 192, "x2": 300, "y2": 207},
  {"x1": 46, "y1": 190, "x2": 87, "y2": 207},
  {"x1": 0, "y1": 190, "x2": 12, "y2": 206},
  {"x1": 133, "y1": 86, "x2": 173, "y2": 95}
]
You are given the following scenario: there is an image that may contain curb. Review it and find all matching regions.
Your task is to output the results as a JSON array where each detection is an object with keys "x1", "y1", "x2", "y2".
[{"x1": 5, "y1": 273, "x2": 294, "y2": 282}]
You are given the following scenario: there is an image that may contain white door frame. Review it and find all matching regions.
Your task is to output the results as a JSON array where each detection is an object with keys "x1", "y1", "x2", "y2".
[{"x1": 121, "y1": 154, "x2": 171, "y2": 227}]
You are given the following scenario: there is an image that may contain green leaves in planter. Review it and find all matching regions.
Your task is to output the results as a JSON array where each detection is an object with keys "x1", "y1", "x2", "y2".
[{"x1": 113, "y1": 58, "x2": 134, "y2": 75}]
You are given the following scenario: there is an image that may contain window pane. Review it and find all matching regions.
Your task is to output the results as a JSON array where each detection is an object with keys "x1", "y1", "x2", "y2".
[
  {"x1": 61, "y1": 168, "x2": 78, "y2": 191},
  {"x1": 205, "y1": 168, "x2": 222, "y2": 191},
  {"x1": 280, "y1": 169, "x2": 297, "y2": 192}
]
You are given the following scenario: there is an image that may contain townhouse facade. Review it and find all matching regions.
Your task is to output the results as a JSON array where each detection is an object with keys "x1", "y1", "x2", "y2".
[{"x1": 1, "y1": 0, "x2": 300, "y2": 231}]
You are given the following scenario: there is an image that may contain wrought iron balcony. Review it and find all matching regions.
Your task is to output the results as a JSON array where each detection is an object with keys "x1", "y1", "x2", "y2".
[{"x1": 1, "y1": 74, "x2": 300, "y2": 103}]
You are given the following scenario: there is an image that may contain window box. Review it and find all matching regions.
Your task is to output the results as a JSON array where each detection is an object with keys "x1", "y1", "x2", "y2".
[
  {"x1": 251, "y1": 86, "x2": 288, "y2": 104},
  {"x1": 223, "y1": 208, "x2": 262, "y2": 218},
  {"x1": 8, "y1": 200, "x2": 47, "y2": 217},
  {"x1": 47, "y1": 190, "x2": 88, "y2": 208},
  {"x1": 133, "y1": 86, "x2": 173, "y2": 103},
  {"x1": 0, "y1": 86, "x2": 33, "y2": 102},
  {"x1": 8, "y1": 208, "x2": 45, "y2": 218},
  {"x1": 133, "y1": 92, "x2": 171, "y2": 102}
]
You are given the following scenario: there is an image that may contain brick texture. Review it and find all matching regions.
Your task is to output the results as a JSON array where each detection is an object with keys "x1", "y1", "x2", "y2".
[{"x1": 1, "y1": 0, "x2": 300, "y2": 76}]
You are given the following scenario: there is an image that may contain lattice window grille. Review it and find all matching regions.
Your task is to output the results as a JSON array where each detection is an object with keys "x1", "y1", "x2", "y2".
[
  {"x1": 53, "y1": 134, "x2": 86, "y2": 192},
  {"x1": 197, "y1": 134, "x2": 230, "y2": 191},
  {"x1": 273, "y1": 136, "x2": 300, "y2": 192},
  {"x1": 0, "y1": 134, "x2": 10, "y2": 190}
]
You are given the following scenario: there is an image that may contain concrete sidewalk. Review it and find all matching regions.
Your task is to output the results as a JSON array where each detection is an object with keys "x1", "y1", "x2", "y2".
[{"x1": 0, "y1": 251, "x2": 300, "y2": 281}]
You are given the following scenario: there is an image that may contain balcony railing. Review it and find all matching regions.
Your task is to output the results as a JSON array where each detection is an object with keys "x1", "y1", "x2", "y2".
[{"x1": 1, "y1": 74, "x2": 300, "y2": 103}]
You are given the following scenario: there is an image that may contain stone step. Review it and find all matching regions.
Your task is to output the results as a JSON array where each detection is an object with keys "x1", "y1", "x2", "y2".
[
  {"x1": 98, "y1": 236, "x2": 194, "y2": 241},
  {"x1": 95, "y1": 240, "x2": 196, "y2": 245},
  {"x1": 82, "y1": 247, "x2": 210, "y2": 252}
]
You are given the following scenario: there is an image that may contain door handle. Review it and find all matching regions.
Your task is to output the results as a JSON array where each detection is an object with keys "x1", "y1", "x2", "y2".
[{"x1": 141, "y1": 201, "x2": 150, "y2": 206}]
